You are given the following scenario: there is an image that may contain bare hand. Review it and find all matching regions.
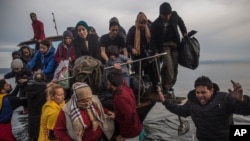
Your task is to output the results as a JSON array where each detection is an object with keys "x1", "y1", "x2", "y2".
[
  {"x1": 116, "y1": 135, "x2": 125, "y2": 141},
  {"x1": 114, "y1": 63, "x2": 121, "y2": 70},
  {"x1": 107, "y1": 111, "x2": 115, "y2": 120},
  {"x1": 127, "y1": 60, "x2": 132, "y2": 64},
  {"x1": 228, "y1": 80, "x2": 244, "y2": 102},
  {"x1": 157, "y1": 87, "x2": 165, "y2": 102},
  {"x1": 132, "y1": 48, "x2": 138, "y2": 56},
  {"x1": 18, "y1": 79, "x2": 27, "y2": 84}
]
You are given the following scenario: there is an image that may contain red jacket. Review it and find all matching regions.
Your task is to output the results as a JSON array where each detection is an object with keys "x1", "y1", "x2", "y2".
[
  {"x1": 113, "y1": 85, "x2": 142, "y2": 138},
  {"x1": 32, "y1": 19, "x2": 45, "y2": 41},
  {"x1": 54, "y1": 43, "x2": 76, "y2": 68},
  {"x1": 54, "y1": 104, "x2": 110, "y2": 141}
]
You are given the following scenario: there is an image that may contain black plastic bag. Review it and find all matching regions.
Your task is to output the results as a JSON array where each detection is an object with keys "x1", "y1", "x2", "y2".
[{"x1": 178, "y1": 30, "x2": 200, "y2": 70}]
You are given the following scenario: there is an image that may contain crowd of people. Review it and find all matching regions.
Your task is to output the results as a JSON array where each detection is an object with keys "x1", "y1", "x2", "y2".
[{"x1": 1, "y1": 2, "x2": 250, "y2": 141}]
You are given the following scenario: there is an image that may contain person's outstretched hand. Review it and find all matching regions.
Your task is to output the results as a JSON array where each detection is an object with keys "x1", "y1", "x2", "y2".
[{"x1": 228, "y1": 80, "x2": 244, "y2": 102}]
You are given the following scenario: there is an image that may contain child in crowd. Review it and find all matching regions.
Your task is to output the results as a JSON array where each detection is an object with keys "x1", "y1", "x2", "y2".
[{"x1": 105, "y1": 45, "x2": 132, "y2": 86}]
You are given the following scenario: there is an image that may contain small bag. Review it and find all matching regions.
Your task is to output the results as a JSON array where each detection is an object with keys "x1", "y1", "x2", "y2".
[
  {"x1": 53, "y1": 60, "x2": 70, "y2": 89},
  {"x1": 178, "y1": 30, "x2": 200, "y2": 70}
]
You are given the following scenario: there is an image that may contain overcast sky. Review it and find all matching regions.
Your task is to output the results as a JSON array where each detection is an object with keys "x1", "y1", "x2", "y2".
[{"x1": 1, "y1": 0, "x2": 250, "y2": 66}]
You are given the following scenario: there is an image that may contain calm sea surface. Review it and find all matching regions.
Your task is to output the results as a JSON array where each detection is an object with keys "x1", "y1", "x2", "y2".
[{"x1": 1, "y1": 62, "x2": 250, "y2": 141}]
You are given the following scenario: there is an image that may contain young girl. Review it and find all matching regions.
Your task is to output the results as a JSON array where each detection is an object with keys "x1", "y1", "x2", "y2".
[{"x1": 38, "y1": 82, "x2": 65, "y2": 141}]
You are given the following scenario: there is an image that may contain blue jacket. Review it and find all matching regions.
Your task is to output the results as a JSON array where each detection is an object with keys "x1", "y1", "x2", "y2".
[{"x1": 28, "y1": 47, "x2": 58, "y2": 78}]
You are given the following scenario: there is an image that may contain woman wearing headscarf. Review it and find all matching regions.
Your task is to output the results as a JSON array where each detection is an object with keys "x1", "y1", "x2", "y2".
[
  {"x1": 54, "y1": 82, "x2": 114, "y2": 141},
  {"x1": 126, "y1": 12, "x2": 158, "y2": 92},
  {"x1": 73, "y1": 21, "x2": 101, "y2": 61}
]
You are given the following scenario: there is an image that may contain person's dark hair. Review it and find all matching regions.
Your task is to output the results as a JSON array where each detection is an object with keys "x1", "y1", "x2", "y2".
[
  {"x1": 194, "y1": 76, "x2": 213, "y2": 90},
  {"x1": 107, "y1": 45, "x2": 119, "y2": 57},
  {"x1": 30, "y1": 12, "x2": 36, "y2": 18},
  {"x1": 107, "y1": 69, "x2": 123, "y2": 87},
  {"x1": 0, "y1": 79, "x2": 6, "y2": 90},
  {"x1": 40, "y1": 39, "x2": 51, "y2": 48},
  {"x1": 33, "y1": 72, "x2": 47, "y2": 82},
  {"x1": 109, "y1": 21, "x2": 120, "y2": 29}
]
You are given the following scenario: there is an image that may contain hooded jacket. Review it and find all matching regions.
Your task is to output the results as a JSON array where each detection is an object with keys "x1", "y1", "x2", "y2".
[
  {"x1": 28, "y1": 46, "x2": 58, "y2": 78},
  {"x1": 162, "y1": 85, "x2": 250, "y2": 141},
  {"x1": 151, "y1": 11, "x2": 187, "y2": 54}
]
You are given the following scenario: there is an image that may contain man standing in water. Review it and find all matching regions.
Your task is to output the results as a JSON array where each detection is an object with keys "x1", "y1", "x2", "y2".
[
  {"x1": 151, "y1": 2, "x2": 187, "y2": 94},
  {"x1": 157, "y1": 76, "x2": 250, "y2": 141},
  {"x1": 30, "y1": 12, "x2": 46, "y2": 51}
]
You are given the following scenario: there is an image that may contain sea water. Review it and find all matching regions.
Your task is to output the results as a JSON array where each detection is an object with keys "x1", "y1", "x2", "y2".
[{"x1": 1, "y1": 62, "x2": 250, "y2": 141}]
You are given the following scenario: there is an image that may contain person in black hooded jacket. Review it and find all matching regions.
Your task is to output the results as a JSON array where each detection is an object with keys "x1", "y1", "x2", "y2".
[
  {"x1": 26, "y1": 72, "x2": 47, "y2": 141},
  {"x1": 157, "y1": 76, "x2": 250, "y2": 141},
  {"x1": 151, "y1": 2, "x2": 188, "y2": 94}
]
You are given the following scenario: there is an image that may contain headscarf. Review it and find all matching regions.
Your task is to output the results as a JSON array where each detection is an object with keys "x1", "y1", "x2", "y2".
[
  {"x1": 70, "y1": 82, "x2": 103, "y2": 140},
  {"x1": 134, "y1": 12, "x2": 151, "y2": 55}
]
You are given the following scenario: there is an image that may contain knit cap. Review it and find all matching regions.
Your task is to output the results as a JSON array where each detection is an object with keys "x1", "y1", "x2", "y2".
[
  {"x1": 76, "y1": 20, "x2": 89, "y2": 32},
  {"x1": 11, "y1": 59, "x2": 23, "y2": 69},
  {"x1": 63, "y1": 30, "x2": 73, "y2": 39}
]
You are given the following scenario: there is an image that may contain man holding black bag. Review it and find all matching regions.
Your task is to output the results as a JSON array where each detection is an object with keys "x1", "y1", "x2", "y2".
[{"x1": 151, "y1": 2, "x2": 188, "y2": 94}]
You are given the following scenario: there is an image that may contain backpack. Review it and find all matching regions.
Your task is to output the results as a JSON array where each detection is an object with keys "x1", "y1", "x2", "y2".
[{"x1": 72, "y1": 56, "x2": 103, "y2": 93}]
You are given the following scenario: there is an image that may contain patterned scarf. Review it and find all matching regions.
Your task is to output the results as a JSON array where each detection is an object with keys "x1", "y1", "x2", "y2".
[{"x1": 70, "y1": 82, "x2": 103, "y2": 140}]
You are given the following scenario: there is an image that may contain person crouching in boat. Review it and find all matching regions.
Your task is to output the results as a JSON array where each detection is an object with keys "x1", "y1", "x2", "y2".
[
  {"x1": 0, "y1": 79, "x2": 27, "y2": 141},
  {"x1": 38, "y1": 82, "x2": 65, "y2": 141},
  {"x1": 107, "y1": 70, "x2": 145, "y2": 141},
  {"x1": 54, "y1": 82, "x2": 115, "y2": 141},
  {"x1": 157, "y1": 76, "x2": 250, "y2": 141},
  {"x1": 28, "y1": 39, "x2": 58, "y2": 82}
]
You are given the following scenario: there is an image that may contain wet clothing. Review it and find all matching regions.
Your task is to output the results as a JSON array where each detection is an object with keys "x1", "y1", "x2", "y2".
[
  {"x1": 73, "y1": 34, "x2": 101, "y2": 61},
  {"x1": 26, "y1": 80, "x2": 47, "y2": 140},
  {"x1": 151, "y1": 11, "x2": 187, "y2": 89},
  {"x1": 0, "y1": 93, "x2": 27, "y2": 141},
  {"x1": 32, "y1": 19, "x2": 45, "y2": 41},
  {"x1": 28, "y1": 47, "x2": 58, "y2": 81},
  {"x1": 113, "y1": 85, "x2": 143, "y2": 138},
  {"x1": 162, "y1": 90, "x2": 250, "y2": 141},
  {"x1": 38, "y1": 100, "x2": 64, "y2": 141}
]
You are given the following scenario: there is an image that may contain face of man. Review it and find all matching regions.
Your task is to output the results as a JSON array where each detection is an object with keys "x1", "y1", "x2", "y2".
[
  {"x1": 13, "y1": 68, "x2": 22, "y2": 73},
  {"x1": 30, "y1": 14, "x2": 37, "y2": 22},
  {"x1": 1, "y1": 82, "x2": 13, "y2": 94},
  {"x1": 161, "y1": 13, "x2": 171, "y2": 22},
  {"x1": 39, "y1": 44, "x2": 49, "y2": 55},
  {"x1": 77, "y1": 25, "x2": 88, "y2": 39},
  {"x1": 195, "y1": 86, "x2": 214, "y2": 105},
  {"x1": 109, "y1": 25, "x2": 119, "y2": 39}
]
